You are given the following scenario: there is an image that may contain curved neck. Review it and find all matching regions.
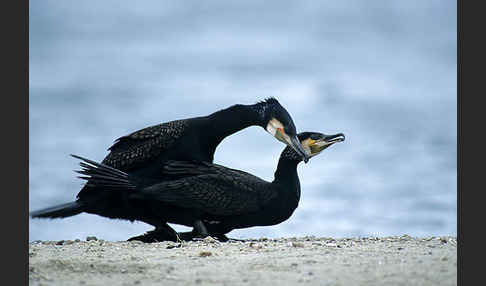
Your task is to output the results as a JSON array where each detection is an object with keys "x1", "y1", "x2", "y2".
[
  {"x1": 273, "y1": 157, "x2": 301, "y2": 207},
  {"x1": 203, "y1": 104, "x2": 265, "y2": 154},
  {"x1": 274, "y1": 157, "x2": 300, "y2": 183}
]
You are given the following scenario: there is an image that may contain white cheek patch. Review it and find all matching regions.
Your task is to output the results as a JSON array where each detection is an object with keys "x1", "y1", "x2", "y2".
[
  {"x1": 266, "y1": 118, "x2": 284, "y2": 137},
  {"x1": 266, "y1": 123, "x2": 277, "y2": 136}
]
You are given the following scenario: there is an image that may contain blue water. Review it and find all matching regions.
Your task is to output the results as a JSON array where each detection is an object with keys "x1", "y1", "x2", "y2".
[{"x1": 29, "y1": 0, "x2": 456, "y2": 241}]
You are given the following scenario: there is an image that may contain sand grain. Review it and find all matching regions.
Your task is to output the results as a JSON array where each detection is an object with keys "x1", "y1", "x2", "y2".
[{"x1": 29, "y1": 235, "x2": 457, "y2": 286}]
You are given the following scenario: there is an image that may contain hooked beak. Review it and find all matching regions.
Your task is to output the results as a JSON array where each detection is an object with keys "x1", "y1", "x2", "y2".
[
  {"x1": 273, "y1": 129, "x2": 310, "y2": 163},
  {"x1": 265, "y1": 118, "x2": 310, "y2": 163},
  {"x1": 310, "y1": 133, "x2": 345, "y2": 154},
  {"x1": 289, "y1": 135, "x2": 311, "y2": 163},
  {"x1": 322, "y1": 133, "x2": 345, "y2": 144}
]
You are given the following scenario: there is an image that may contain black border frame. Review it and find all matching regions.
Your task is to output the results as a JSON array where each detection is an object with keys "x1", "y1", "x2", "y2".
[
  {"x1": 4, "y1": 0, "x2": 29, "y2": 285},
  {"x1": 14, "y1": 1, "x2": 466, "y2": 285}
]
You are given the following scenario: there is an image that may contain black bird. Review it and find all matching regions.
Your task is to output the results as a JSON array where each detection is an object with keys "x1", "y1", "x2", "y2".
[
  {"x1": 30, "y1": 98, "x2": 309, "y2": 240},
  {"x1": 68, "y1": 131, "x2": 344, "y2": 242}
]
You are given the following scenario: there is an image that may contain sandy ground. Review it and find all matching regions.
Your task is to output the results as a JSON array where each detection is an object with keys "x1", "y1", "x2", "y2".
[{"x1": 29, "y1": 235, "x2": 456, "y2": 286}]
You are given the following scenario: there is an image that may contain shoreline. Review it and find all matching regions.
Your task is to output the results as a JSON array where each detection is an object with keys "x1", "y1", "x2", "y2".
[{"x1": 29, "y1": 235, "x2": 457, "y2": 286}]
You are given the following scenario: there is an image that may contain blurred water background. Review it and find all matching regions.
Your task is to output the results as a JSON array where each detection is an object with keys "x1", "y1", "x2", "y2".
[{"x1": 29, "y1": 0, "x2": 456, "y2": 241}]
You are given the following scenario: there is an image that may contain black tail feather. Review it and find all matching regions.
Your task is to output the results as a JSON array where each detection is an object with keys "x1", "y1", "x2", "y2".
[
  {"x1": 71, "y1": 154, "x2": 136, "y2": 190},
  {"x1": 30, "y1": 201, "x2": 83, "y2": 219},
  {"x1": 71, "y1": 154, "x2": 131, "y2": 178},
  {"x1": 31, "y1": 155, "x2": 139, "y2": 219}
]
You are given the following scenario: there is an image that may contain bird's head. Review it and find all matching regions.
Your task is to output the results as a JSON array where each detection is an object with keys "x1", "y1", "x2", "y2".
[
  {"x1": 255, "y1": 97, "x2": 310, "y2": 163},
  {"x1": 281, "y1": 131, "x2": 345, "y2": 162}
]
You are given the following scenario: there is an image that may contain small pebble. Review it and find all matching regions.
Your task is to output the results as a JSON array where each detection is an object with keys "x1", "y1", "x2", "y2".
[
  {"x1": 199, "y1": 251, "x2": 212, "y2": 257},
  {"x1": 166, "y1": 243, "x2": 182, "y2": 249},
  {"x1": 86, "y1": 236, "x2": 98, "y2": 241},
  {"x1": 203, "y1": 236, "x2": 218, "y2": 243},
  {"x1": 292, "y1": 242, "x2": 304, "y2": 248}
]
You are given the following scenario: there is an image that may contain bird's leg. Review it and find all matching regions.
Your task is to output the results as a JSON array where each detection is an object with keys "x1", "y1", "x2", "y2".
[
  {"x1": 161, "y1": 223, "x2": 182, "y2": 243},
  {"x1": 177, "y1": 231, "x2": 196, "y2": 241},
  {"x1": 127, "y1": 223, "x2": 180, "y2": 243},
  {"x1": 158, "y1": 223, "x2": 183, "y2": 243},
  {"x1": 127, "y1": 229, "x2": 160, "y2": 243},
  {"x1": 193, "y1": 220, "x2": 209, "y2": 238},
  {"x1": 205, "y1": 223, "x2": 238, "y2": 242},
  {"x1": 154, "y1": 222, "x2": 182, "y2": 243}
]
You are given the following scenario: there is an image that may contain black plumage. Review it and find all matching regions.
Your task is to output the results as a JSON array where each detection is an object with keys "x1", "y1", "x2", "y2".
[
  {"x1": 30, "y1": 98, "x2": 309, "y2": 240},
  {"x1": 69, "y1": 132, "x2": 345, "y2": 242}
]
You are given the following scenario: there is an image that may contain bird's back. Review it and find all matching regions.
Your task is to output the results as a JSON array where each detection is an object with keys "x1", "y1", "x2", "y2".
[{"x1": 134, "y1": 160, "x2": 278, "y2": 217}]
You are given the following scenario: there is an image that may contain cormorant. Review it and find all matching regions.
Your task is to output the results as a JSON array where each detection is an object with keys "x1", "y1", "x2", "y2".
[
  {"x1": 67, "y1": 131, "x2": 344, "y2": 242},
  {"x1": 30, "y1": 98, "x2": 309, "y2": 240}
]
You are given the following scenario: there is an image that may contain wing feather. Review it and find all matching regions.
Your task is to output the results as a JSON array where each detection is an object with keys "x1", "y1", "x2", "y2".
[
  {"x1": 137, "y1": 161, "x2": 277, "y2": 216},
  {"x1": 102, "y1": 120, "x2": 188, "y2": 170}
]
